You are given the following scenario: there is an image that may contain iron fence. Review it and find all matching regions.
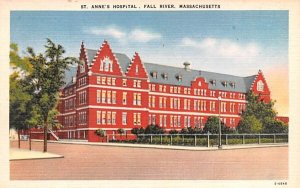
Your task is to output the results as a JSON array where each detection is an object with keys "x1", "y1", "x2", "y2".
[{"x1": 130, "y1": 133, "x2": 288, "y2": 147}]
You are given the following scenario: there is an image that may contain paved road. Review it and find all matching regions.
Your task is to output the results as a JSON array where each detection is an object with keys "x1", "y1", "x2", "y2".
[{"x1": 10, "y1": 141, "x2": 288, "y2": 180}]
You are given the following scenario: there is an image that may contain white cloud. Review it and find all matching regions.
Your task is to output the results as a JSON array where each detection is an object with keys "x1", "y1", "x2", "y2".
[
  {"x1": 85, "y1": 26, "x2": 161, "y2": 43},
  {"x1": 181, "y1": 37, "x2": 260, "y2": 59},
  {"x1": 129, "y1": 29, "x2": 161, "y2": 42},
  {"x1": 86, "y1": 26, "x2": 126, "y2": 39}
]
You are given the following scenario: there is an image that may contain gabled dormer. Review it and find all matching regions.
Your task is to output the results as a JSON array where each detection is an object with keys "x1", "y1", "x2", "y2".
[
  {"x1": 191, "y1": 77, "x2": 209, "y2": 89},
  {"x1": 90, "y1": 41, "x2": 124, "y2": 76},
  {"x1": 250, "y1": 70, "x2": 271, "y2": 102},
  {"x1": 125, "y1": 52, "x2": 148, "y2": 79}
]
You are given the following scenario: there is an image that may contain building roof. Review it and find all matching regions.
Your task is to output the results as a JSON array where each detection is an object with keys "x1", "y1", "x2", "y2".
[{"x1": 63, "y1": 49, "x2": 257, "y2": 93}]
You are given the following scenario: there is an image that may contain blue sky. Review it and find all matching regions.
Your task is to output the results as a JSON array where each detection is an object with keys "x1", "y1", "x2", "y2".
[
  {"x1": 11, "y1": 11, "x2": 288, "y2": 75},
  {"x1": 10, "y1": 11, "x2": 289, "y2": 115}
]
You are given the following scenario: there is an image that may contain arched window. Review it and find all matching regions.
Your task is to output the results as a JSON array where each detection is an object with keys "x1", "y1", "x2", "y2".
[
  {"x1": 80, "y1": 61, "x2": 85, "y2": 73},
  {"x1": 257, "y1": 80, "x2": 264, "y2": 91},
  {"x1": 101, "y1": 57, "x2": 113, "y2": 72}
]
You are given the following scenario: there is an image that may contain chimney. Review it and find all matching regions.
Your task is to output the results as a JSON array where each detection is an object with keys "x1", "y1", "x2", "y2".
[
  {"x1": 183, "y1": 61, "x2": 191, "y2": 71},
  {"x1": 72, "y1": 76, "x2": 76, "y2": 83}
]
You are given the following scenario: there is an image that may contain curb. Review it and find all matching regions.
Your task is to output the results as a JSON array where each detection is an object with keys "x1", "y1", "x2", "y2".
[{"x1": 30, "y1": 139, "x2": 288, "y2": 151}]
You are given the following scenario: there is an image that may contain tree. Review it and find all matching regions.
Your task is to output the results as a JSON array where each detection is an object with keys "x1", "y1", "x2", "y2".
[
  {"x1": 131, "y1": 127, "x2": 145, "y2": 137},
  {"x1": 144, "y1": 124, "x2": 165, "y2": 134},
  {"x1": 237, "y1": 115, "x2": 263, "y2": 133},
  {"x1": 9, "y1": 73, "x2": 33, "y2": 148},
  {"x1": 25, "y1": 39, "x2": 77, "y2": 152},
  {"x1": 180, "y1": 128, "x2": 188, "y2": 134},
  {"x1": 9, "y1": 44, "x2": 35, "y2": 149},
  {"x1": 240, "y1": 91, "x2": 285, "y2": 133},
  {"x1": 117, "y1": 128, "x2": 125, "y2": 140},
  {"x1": 263, "y1": 118, "x2": 288, "y2": 133},
  {"x1": 203, "y1": 116, "x2": 226, "y2": 134},
  {"x1": 95, "y1": 129, "x2": 106, "y2": 142},
  {"x1": 169, "y1": 130, "x2": 179, "y2": 135}
]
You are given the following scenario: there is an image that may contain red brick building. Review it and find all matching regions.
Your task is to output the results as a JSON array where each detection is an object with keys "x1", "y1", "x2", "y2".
[{"x1": 49, "y1": 40, "x2": 272, "y2": 142}]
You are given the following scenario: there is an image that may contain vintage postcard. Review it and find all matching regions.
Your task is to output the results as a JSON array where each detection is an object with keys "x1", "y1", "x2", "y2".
[{"x1": 1, "y1": 0, "x2": 300, "y2": 188}]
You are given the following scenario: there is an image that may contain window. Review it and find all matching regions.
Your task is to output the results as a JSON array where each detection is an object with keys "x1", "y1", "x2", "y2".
[
  {"x1": 101, "y1": 77, "x2": 106, "y2": 85},
  {"x1": 101, "y1": 57, "x2": 113, "y2": 72},
  {"x1": 135, "y1": 65, "x2": 139, "y2": 74},
  {"x1": 100, "y1": 90, "x2": 105, "y2": 103},
  {"x1": 221, "y1": 102, "x2": 227, "y2": 113},
  {"x1": 257, "y1": 80, "x2": 264, "y2": 91},
  {"x1": 97, "y1": 76, "x2": 101, "y2": 84},
  {"x1": 80, "y1": 61, "x2": 85, "y2": 73},
  {"x1": 107, "y1": 77, "x2": 111, "y2": 85},
  {"x1": 151, "y1": 96, "x2": 155, "y2": 107},
  {"x1": 122, "y1": 112, "x2": 127, "y2": 125},
  {"x1": 122, "y1": 79, "x2": 127, "y2": 86},
  {"x1": 112, "y1": 78, "x2": 116, "y2": 86},
  {"x1": 102, "y1": 111, "x2": 106, "y2": 124},
  {"x1": 97, "y1": 111, "x2": 101, "y2": 124},
  {"x1": 107, "y1": 91, "x2": 111, "y2": 104},
  {"x1": 112, "y1": 91, "x2": 116, "y2": 104},
  {"x1": 107, "y1": 111, "x2": 111, "y2": 124},
  {"x1": 97, "y1": 90, "x2": 101, "y2": 103},
  {"x1": 152, "y1": 71, "x2": 157, "y2": 78},
  {"x1": 122, "y1": 92, "x2": 127, "y2": 105},
  {"x1": 211, "y1": 80, "x2": 216, "y2": 86}
]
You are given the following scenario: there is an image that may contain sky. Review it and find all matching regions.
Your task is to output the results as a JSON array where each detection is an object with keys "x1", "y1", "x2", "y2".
[{"x1": 10, "y1": 11, "x2": 288, "y2": 116}]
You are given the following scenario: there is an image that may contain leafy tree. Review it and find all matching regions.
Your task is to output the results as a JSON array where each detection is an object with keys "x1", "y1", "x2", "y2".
[
  {"x1": 95, "y1": 129, "x2": 106, "y2": 142},
  {"x1": 131, "y1": 127, "x2": 145, "y2": 137},
  {"x1": 117, "y1": 128, "x2": 125, "y2": 140},
  {"x1": 9, "y1": 44, "x2": 36, "y2": 149},
  {"x1": 237, "y1": 115, "x2": 263, "y2": 133},
  {"x1": 263, "y1": 118, "x2": 288, "y2": 133},
  {"x1": 169, "y1": 130, "x2": 179, "y2": 135},
  {"x1": 203, "y1": 116, "x2": 226, "y2": 134},
  {"x1": 244, "y1": 91, "x2": 276, "y2": 125},
  {"x1": 193, "y1": 127, "x2": 203, "y2": 134},
  {"x1": 9, "y1": 73, "x2": 33, "y2": 148},
  {"x1": 25, "y1": 39, "x2": 77, "y2": 152},
  {"x1": 180, "y1": 128, "x2": 188, "y2": 134},
  {"x1": 240, "y1": 91, "x2": 286, "y2": 133},
  {"x1": 144, "y1": 124, "x2": 165, "y2": 134}
]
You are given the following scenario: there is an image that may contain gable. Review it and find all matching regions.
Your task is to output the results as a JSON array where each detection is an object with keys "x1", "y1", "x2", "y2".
[
  {"x1": 89, "y1": 41, "x2": 123, "y2": 76},
  {"x1": 125, "y1": 52, "x2": 148, "y2": 79}
]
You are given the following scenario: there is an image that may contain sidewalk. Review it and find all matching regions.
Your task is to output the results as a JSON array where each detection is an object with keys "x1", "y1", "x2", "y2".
[
  {"x1": 10, "y1": 148, "x2": 64, "y2": 160},
  {"x1": 38, "y1": 139, "x2": 288, "y2": 151}
]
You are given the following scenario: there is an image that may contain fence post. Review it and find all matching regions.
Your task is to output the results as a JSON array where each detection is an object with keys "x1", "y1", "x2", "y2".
[
  {"x1": 207, "y1": 134, "x2": 210, "y2": 147},
  {"x1": 274, "y1": 134, "x2": 276, "y2": 143},
  {"x1": 150, "y1": 135, "x2": 153, "y2": 144},
  {"x1": 258, "y1": 134, "x2": 261, "y2": 144},
  {"x1": 194, "y1": 135, "x2": 197, "y2": 146},
  {"x1": 225, "y1": 134, "x2": 228, "y2": 145},
  {"x1": 242, "y1": 135, "x2": 245, "y2": 144},
  {"x1": 107, "y1": 135, "x2": 109, "y2": 143},
  {"x1": 182, "y1": 135, "x2": 185, "y2": 146},
  {"x1": 170, "y1": 135, "x2": 173, "y2": 145},
  {"x1": 160, "y1": 135, "x2": 162, "y2": 145}
]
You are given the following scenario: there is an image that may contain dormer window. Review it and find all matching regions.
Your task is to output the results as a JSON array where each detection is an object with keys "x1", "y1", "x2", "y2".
[
  {"x1": 176, "y1": 74, "x2": 182, "y2": 82},
  {"x1": 210, "y1": 79, "x2": 216, "y2": 86},
  {"x1": 198, "y1": 81, "x2": 201, "y2": 87},
  {"x1": 257, "y1": 80, "x2": 264, "y2": 91},
  {"x1": 222, "y1": 81, "x2": 228, "y2": 87},
  {"x1": 162, "y1": 73, "x2": 168, "y2": 80},
  {"x1": 151, "y1": 71, "x2": 157, "y2": 79},
  {"x1": 230, "y1": 82, "x2": 236, "y2": 88}
]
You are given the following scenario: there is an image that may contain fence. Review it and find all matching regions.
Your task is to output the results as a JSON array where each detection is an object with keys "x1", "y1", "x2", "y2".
[{"x1": 131, "y1": 133, "x2": 288, "y2": 147}]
